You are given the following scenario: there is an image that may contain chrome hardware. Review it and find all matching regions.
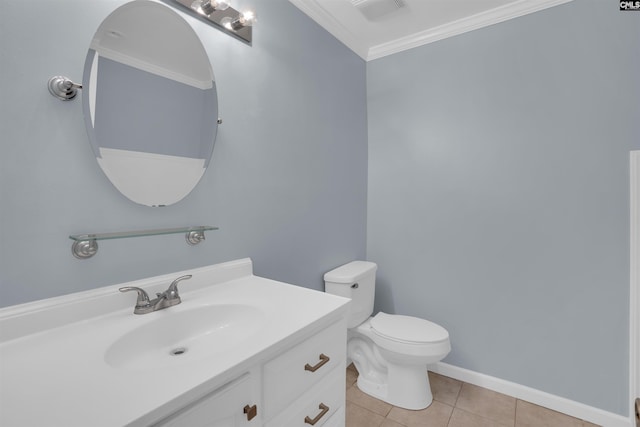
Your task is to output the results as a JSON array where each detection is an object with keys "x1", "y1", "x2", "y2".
[
  {"x1": 166, "y1": 275, "x2": 192, "y2": 300},
  {"x1": 304, "y1": 403, "x2": 329, "y2": 425},
  {"x1": 351, "y1": 283, "x2": 359, "y2": 289},
  {"x1": 118, "y1": 286, "x2": 152, "y2": 313},
  {"x1": 304, "y1": 354, "x2": 330, "y2": 372},
  {"x1": 71, "y1": 239, "x2": 98, "y2": 259},
  {"x1": 186, "y1": 230, "x2": 206, "y2": 245},
  {"x1": 217, "y1": 118, "x2": 223, "y2": 124},
  {"x1": 119, "y1": 275, "x2": 191, "y2": 314},
  {"x1": 243, "y1": 404, "x2": 257, "y2": 421},
  {"x1": 48, "y1": 76, "x2": 82, "y2": 101}
]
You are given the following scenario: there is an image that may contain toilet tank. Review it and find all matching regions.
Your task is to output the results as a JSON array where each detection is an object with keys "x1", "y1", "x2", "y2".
[{"x1": 324, "y1": 261, "x2": 377, "y2": 328}]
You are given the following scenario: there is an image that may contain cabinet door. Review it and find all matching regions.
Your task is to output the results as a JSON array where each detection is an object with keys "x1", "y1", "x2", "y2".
[{"x1": 154, "y1": 373, "x2": 259, "y2": 427}]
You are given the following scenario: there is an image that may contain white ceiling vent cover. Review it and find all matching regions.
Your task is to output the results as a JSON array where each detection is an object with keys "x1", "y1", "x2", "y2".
[{"x1": 350, "y1": 0, "x2": 405, "y2": 21}]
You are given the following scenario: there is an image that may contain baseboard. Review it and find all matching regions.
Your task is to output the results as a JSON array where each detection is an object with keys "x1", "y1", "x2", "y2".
[{"x1": 431, "y1": 362, "x2": 632, "y2": 427}]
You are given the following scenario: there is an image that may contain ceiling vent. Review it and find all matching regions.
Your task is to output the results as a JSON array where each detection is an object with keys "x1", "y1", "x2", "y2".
[{"x1": 350, "y1": 0, "x2": 406, "y2": 21}]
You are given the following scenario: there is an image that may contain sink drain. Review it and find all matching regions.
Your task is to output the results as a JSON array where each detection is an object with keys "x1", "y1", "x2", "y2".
[{"x1": 170, "y1": 347, "x2": 188, "y2": 356}]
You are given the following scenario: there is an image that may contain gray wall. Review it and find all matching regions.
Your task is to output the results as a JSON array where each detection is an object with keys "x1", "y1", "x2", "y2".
[
  {"x1": 367, "y1": 0, "x2": 639, "y2": 416},
  {"x1": 0, "y1": 0, "x2": 367, "y2": 306}
]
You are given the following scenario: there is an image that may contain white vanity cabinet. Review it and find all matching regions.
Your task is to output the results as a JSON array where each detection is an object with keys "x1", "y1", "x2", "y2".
[
  {"x1": 0, "y1": 259, "x2": 350, "y2": 427},
  {"x1": 153, "y1": 318, "x2": 347, "y2": 427},
  {"x1": 153, "y1": 372, "x2": 260, "y2": 427}
]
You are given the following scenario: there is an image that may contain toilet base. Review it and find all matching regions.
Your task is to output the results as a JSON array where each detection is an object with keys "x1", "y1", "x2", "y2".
[
  {"x1": 347, "y1": 320, "x2": 446, "y2": 411},
  {"x1": 355, "y1": 362, "x2": 434, "y2": 410}
]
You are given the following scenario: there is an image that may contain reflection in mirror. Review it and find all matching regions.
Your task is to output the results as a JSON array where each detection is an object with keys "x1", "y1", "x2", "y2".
[{"x1": 83, "y1": 0, "x2": 218, "y2": 207}]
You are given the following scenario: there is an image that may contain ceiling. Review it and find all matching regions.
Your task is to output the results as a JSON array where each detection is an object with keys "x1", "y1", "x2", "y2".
[{"x1": 288, "y1": 0, "x2": 573, "y2": 61}]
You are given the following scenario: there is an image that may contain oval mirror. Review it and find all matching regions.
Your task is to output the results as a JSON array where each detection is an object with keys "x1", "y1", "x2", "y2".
[{"x1": 82, "y1": 0, "x2": 218, "y2": 207}]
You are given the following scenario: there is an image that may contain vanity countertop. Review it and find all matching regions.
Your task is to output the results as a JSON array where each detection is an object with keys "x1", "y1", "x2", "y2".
[{"x1": 0, "y1": 258, "x2": 350, "y2": 427}]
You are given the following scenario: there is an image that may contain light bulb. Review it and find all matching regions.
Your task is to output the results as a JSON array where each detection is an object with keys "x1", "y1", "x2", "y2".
[
  {"x1": 212, "y1": 0, "x2": 231, "y2": 10},
  {"x1": 222, "y1": 10, "x2": 257, "y2": 30},
  {"x1": 238, "y1": 10, "x2": 257, "y2": 27},
  {"x1": 220, "y1": 16, "x2": 234, "y2": 30},
  {"x1": 191, "y1": 0, "x2": 230, "y2": 16}
]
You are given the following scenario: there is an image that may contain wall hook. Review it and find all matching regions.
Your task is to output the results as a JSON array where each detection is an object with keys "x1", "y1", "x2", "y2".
[{"x1": 48, "y1": 76, "x2": 82, "y2": 101}]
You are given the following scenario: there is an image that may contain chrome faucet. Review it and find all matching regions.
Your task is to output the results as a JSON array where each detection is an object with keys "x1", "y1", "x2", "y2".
[{"x1": 119, "y1": 275, "x2": 192, "y2": 314}]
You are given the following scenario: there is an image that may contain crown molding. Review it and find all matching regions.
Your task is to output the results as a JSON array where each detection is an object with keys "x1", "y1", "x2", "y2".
[
  {"x1": 289, "y1": 0, "x2": 575, "y2": 62},
  {"x1": 368, "y1": 0, "x2": 574, "y2": 60}
]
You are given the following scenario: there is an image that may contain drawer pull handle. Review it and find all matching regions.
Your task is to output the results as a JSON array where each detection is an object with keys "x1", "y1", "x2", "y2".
[
  {"x1": 243, "y1": 404, "x2": 257, "y2": 421},
  {"x1": 304, "y1": 353, "x2": 330, "y2": 372},
  {"x1": 304, "y1": 403, "x2": 329, "y2": 425}
]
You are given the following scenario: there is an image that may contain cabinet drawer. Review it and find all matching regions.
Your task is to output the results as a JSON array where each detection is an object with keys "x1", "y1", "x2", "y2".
[
  {"x1": 153, "y1": 373, "x2": 258, "y2": 427},
  {"x1": 265, "y1": 365, "x2": 345, "y2": 427},
  {"x1": 263, "y1": 319, "x2": 346, "y2": 419}
]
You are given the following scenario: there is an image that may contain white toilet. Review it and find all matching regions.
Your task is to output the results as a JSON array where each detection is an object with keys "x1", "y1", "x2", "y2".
[{"x1": 324, "y1": 261, "x2": 451, "y2": 410}]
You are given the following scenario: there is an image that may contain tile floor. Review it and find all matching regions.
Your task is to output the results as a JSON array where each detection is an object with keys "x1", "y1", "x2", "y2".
[{"x1": 345, "y1": 364, "x2": 600, "y2": 427}]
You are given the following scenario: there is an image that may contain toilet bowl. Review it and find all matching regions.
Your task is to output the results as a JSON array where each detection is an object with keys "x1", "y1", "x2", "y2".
[{"x1": 324, "y1": 261, "x2": 451, "y2": 410}]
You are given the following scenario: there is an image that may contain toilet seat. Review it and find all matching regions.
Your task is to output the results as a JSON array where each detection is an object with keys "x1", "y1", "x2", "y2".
[{"x1": 370, "y1": 312, "x2": 449, "y2": 344}]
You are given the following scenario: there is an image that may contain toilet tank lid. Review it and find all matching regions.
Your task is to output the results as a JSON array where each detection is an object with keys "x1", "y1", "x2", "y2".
[{"x1": 324, "y1": 261, "x2": 377, "y2": 283}]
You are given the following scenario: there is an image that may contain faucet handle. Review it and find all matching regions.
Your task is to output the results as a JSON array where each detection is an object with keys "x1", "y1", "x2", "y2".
[
  {"x1": 119, "y1": 286, "x2": 151, "y2": 308},
  {"x1": 166, "y1": 275, "x2": 192, "y2": 300}
]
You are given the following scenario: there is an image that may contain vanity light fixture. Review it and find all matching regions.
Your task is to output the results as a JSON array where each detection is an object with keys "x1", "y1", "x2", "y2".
[{"x1": 171, "y1": 0, "x2": 255, "y2": 44}]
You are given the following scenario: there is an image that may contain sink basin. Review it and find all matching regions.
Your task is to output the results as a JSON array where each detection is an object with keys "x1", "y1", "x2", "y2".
[{"x1": 105, "y1": 304, "x2": 266, "y2": 370}]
